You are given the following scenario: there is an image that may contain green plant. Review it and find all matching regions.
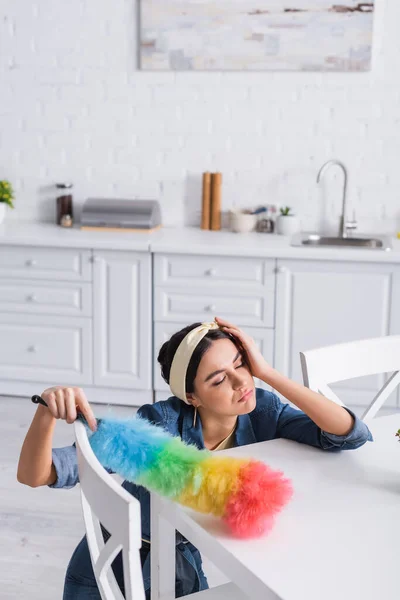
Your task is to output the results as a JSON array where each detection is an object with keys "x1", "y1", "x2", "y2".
[
  {"x1": 0, "y1": 180, "x2": 15, "y2": 208},
  {"x1": 280, "y1": 206, "x2": 292, "y2": 216}
]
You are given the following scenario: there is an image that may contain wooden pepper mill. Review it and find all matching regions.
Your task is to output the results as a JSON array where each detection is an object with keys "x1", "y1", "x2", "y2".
[{"x1": 201, "y1": 172, "x2": 222, "y2": 231}]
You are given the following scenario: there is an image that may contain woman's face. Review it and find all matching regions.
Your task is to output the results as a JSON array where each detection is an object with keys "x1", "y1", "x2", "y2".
[{"x1": 187, "y1": 338, "x2": 256, "y2": 417}]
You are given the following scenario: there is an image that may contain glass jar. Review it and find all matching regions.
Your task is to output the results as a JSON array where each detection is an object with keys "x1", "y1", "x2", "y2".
[{"x1": 56, "y1": 183, "x2": 73, "y2": 226}]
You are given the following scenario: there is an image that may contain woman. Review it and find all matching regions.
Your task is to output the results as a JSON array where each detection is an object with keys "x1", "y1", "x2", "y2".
[{"x1": 17, "y1": 317, "x2": 372, "y2": 599}]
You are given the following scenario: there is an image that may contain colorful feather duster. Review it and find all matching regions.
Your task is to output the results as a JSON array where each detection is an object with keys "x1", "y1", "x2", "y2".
[{"x1": 88, "y1": 416, "x2": 292, "y2": 539}]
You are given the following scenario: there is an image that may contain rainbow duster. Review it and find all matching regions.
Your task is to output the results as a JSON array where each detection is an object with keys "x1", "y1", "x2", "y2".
[{"x1": 88, "y1": 416, "x2": 292, "y2": 538}]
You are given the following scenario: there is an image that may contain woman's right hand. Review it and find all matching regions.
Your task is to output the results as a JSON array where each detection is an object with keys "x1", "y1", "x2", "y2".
[{"x1": 41, "y1": 386, "x2": 97, "y2": 432}]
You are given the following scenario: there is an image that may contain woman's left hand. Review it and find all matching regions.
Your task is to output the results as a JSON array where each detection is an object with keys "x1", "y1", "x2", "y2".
[{"x1": 215, "y1": 317, "x2": 271, "y2": 381}]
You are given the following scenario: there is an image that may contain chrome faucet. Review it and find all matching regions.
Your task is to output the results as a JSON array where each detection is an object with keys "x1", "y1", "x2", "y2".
[{"x1": 317, "y1": 159, "x2": 357, "y2": 238}]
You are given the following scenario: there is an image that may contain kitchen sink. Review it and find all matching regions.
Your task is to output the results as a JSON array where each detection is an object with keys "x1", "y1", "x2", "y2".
[{"x1": 291, "y1": 233, "x2": 392, "y2": 251}]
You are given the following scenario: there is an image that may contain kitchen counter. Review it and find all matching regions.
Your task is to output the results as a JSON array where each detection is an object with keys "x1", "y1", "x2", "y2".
[
  {"x1": 0, "y1": 221, "x2": 152, "y2": 252},
  {"x1": 1, "y1": 221, "x2": 400, "y2": 263},
  {"x1": 1, "y1": 220, "x2": 399, "y2": 408},
  {"x1": 151, "y1": 227, "x2": 400, "y2": 263}
]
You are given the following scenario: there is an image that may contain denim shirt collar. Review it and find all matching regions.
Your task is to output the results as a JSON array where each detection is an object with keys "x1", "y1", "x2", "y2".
[{"x1": 180, "y1": 403, "x2": 257, "y2": 449}]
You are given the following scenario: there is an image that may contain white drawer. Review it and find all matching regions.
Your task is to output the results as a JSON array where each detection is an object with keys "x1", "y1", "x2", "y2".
[
  {"x1": 0, "y1": 313, "x2": 92, "y2": 384},
  {"x1": 0, "y1": 245, "x2": 92, "y2": 281},
  {"x1": 154, "y1": 254, "x2": 275, "y2": 289},
  {"x1": 0, "y1": 279, "x2": 92, "y2": 316},
  {"x1": 153, "y1": 321, "x2": 274, "y2": 392},
  {"x1": 154, "y1": 288, "x2": 274, "y2": 327}
]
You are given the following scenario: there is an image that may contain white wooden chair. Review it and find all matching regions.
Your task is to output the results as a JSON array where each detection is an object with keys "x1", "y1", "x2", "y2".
[
  {"x1": 300, "y1": 335, "x2": 400, "y2": 420},
  {"x1": 75, "y1": 420, "x2": 246, "y2": 600},
  {"x1": 74, "y1": 419, "x2": 145, "y2": 600}
]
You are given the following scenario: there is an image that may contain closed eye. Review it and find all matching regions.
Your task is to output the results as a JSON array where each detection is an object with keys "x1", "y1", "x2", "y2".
[
  {"x1": 205, "y1": 352, "x2": 243, "y2": 385},
  {"x1": 213, "y1": 361, "x2": 244, "y2": 386}
]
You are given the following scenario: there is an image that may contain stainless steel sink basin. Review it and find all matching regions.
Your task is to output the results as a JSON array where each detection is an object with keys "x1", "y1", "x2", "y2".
[{"x1": 291, "y1": 233, "x2": 392, "y2": 251}]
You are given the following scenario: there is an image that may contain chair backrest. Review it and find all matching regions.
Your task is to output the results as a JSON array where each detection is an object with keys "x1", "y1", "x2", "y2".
[
  {"x1": 74, "y1": 420, "x2": 145, "y2": 600},
  {"x1": 300, "y1": 335, "x2": 400, "y2": 420}
]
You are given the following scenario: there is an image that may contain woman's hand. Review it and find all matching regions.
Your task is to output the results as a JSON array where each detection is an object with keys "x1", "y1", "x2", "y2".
[
  {"x1": 215, "y1": 319, "x2": 356, "y2": 437},
  {"x1": 41, "y1": 386, "x2": 97, "y2": 432},
  {"x1": 215, "y1": 317, "x2": 271, "y2": 381}
]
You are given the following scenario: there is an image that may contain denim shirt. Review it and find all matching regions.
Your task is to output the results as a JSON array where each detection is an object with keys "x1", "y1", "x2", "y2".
[{"x1": 51, "y1": 388, "x2": 372, "y2": 596}]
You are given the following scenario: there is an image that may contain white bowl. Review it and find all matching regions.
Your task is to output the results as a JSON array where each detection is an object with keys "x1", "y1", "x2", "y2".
[{"x1": 229, "y1": 211, "x2": 257, "y2": 233}]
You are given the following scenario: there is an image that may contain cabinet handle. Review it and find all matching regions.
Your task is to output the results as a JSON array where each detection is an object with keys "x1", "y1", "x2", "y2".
[
  {"x1": 27, "y1": 294, "x2": 37, "y2": 303},
  {"x1": 205, "y1": 268, "x2": 216, "y2": 276},
  {"x1": 92, "y1": 255, "x2": 101, "y2": 263},
  {"x1": 277, "y1": 267, "x2": 287, "y2": 274},
  {"x1": 26, "y1": 259, "x2": 37, "y2": 267},
  {"x1": 205, "y1": 304, "x2": 216, "y2": 312},
  {"x1": 27, "y1": 345, "x2": 38, "y2": 353}
]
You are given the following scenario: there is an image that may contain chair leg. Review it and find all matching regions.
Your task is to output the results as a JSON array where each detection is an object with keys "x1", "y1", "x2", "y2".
[{"x1": 151, "y1": 494, "x2": 176, "y2": 600}]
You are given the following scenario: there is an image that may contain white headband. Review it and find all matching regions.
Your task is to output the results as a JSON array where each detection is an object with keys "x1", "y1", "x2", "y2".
[{"x1": 169, "y1": 321, "x2": 219, "y2": 402}]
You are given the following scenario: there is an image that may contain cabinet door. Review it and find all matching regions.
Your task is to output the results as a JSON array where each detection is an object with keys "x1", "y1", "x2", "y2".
[
  {"x1": 0, "y1": 313, "x2": 92, "y2": 384},
  {"x1": 0, "y1": 279, "x2": 92, "y2": 316},
  {"x1": 275, "y1": 259, "x2": 399, "y2": 408},
  {"x1": 154, "y1": 288, "x2": 275, "y2": 327},
  {"x1": 93, "y1": 251, "x2": 152, "y2": 390},
  {"x1": 0, "y1": 246, "x2": 92, "y2": 281}
]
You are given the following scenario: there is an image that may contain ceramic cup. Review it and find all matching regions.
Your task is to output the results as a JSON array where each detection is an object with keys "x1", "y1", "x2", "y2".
[{"x1": 229, "y1": 210, "x2": 257, "y2": 233}]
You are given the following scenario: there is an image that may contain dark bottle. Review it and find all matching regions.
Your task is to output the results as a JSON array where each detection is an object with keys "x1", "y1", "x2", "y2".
[{"x1": 56, "y1": 183, "x2": 73, "y2": 226}]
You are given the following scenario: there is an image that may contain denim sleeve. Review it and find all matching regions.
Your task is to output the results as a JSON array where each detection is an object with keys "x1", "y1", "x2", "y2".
[
  {"x1": 137, "y1": 403, "x2": 165, "y2": 425},
  {"x1": 48, "y1": 445, "x2": 79, "y2": 489},
  {"x1": 276, "y1": 402, "x2": 373, "y2": 451}
]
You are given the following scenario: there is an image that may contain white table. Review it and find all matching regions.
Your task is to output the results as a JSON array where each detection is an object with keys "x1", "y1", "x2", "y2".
[{"x1": 151, "y1": 415, "x2": 400, "y2": 600}]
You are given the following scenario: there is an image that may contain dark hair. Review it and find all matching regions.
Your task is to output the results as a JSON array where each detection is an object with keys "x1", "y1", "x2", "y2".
[{"x1": 157, "y1": 323, "x2": 235, "y2": 394}]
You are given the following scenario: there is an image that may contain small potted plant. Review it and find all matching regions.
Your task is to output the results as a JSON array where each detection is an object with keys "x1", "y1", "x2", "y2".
[
  {"x1": 0, "y1": 180, "x2": 15, "y2": 224},
  {"x1": 276, "y1": 206, "x2": 299, "y2": 236}
]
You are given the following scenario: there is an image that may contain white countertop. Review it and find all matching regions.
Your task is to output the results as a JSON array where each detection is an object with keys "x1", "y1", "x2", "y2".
[
  {"x1": 151, "y1": 226, "x2": 400, "y2": 263},
  {"x1": 0, "y1": 221, "x2": 152, "y2": 252},
  {"x1": 1, "y1": 221, "x2": 400, "y2": 263}
]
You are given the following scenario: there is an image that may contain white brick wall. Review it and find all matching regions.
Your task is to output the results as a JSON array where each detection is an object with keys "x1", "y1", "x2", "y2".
[{"x1": 1, "y1": 0, "x2": 399, "y2": 233}]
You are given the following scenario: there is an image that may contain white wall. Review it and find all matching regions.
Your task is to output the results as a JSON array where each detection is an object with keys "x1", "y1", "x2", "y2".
[{"x1": 1, "y1": 0, "x2": 399, "y2": 234}]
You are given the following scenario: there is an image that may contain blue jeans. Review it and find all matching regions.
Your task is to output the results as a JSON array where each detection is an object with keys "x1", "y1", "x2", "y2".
[
  {"x1": 63, "y1": 536, "x2": 150, "y2": 600},
  {"x1": 62, "y1": 535, "x2": 208, "y2": 599}
]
